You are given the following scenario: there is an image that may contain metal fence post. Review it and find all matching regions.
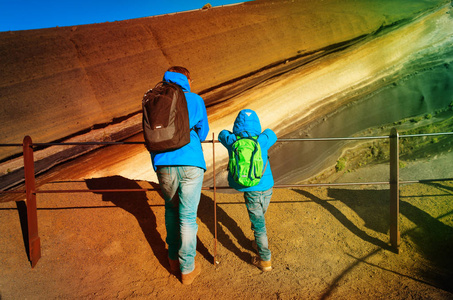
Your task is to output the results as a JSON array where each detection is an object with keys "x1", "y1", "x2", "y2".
[
  {"x1": 23, "y1": 135, "x2": 41, "y2": 267},
  {"x1": 389, "y1": 128, "x2": 400, "y2": 253},
  {"x1": 212, "y1": 133, "x2": 218, "y2": 265}
]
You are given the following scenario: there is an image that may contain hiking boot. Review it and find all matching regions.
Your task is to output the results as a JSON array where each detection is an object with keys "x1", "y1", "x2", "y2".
[
  {"x1": 181, "y1": 261, "x2": 201, "y2": 285},
  {"x1": 168, "y1": 257, "x2": 180, "y2": 274},
  {"x1": 252, "y1": 256, "x2": 272, "y2": 272}
]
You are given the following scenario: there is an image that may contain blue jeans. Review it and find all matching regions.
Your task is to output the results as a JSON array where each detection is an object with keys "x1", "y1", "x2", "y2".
[
  {"x1": 156, "y1": 166, "x2": 204, "y2": 274},
  {"x1": 244, "y1": 188, "x2": 272, "y2": 261}
]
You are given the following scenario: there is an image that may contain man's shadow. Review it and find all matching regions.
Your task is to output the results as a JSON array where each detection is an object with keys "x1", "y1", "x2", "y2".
[
  {"x1": 198, "y1": 192, "x2": 254, "y2": 264},
  {"x1": 85, "y1": 176, "x2": 169, "y2": 271}
]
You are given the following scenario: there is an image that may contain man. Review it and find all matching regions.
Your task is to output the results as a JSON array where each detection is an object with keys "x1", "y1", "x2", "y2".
[
  {"x1": 150, "y1": 66, "x2": 209, "y2": 285},
  {"x1": 218, "y1": 109, "x2": 277, "y2": 272}
]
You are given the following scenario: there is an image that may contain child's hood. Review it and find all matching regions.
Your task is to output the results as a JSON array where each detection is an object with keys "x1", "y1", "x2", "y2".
[{"x1": 233, "y1": 109, "x2": 262, "y2": 137}]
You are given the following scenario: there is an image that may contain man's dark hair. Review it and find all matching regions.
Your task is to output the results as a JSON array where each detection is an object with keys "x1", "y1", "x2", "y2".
[{"x1": 167, "y1": 66, "x2": 191, "y2": 81}]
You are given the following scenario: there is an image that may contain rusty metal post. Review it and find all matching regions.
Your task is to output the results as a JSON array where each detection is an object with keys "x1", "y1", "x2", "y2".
[
  {"x1": 23, "y1": 136, "x2": 41, "y2": 267},
  {"x1": 212, "y1": 133, "x2": 218, "y2": 265},
  {"x1": 389, "y1": 128, "x2": 400, "y2": 253}
]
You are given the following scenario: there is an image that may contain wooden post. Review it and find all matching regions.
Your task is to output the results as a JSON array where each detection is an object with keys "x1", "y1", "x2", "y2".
[
  {"x1": 389, "y1": 128, "x2": 400, "y2": 253},
  {"x1": 23, "y1": 136, "x2": 41, "y2": 267}
]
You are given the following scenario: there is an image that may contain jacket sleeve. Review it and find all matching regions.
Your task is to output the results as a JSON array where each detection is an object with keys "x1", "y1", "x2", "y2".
[
  {"x1": 258, "y1": 128, "x2": 277, "y2": 150},
  {"x1": 190, "y1": 94, "x2": 209, "y2": 142},
  {"x1": 218, "y1": 130, "x2": 236, "y2": 149}
]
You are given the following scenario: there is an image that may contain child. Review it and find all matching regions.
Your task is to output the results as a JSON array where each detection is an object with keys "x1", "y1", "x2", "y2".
[{"x1": 218, "y1": 109, "x2": 277, "y2": 271}]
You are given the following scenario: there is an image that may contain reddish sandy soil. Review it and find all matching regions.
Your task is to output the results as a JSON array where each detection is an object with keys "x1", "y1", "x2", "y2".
[{"x1": 1, "y1": 164, "x2": 452, "y2": 299}]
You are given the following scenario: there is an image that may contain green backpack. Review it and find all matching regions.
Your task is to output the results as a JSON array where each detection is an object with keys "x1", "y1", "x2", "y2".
[{"x1": 229, "y1": 135, "x2": 268, "y2": 187}]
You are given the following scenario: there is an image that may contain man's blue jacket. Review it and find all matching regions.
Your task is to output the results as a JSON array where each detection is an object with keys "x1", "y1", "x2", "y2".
[
  {"x1": 218, "y1": 109, "x2": 277, "y2": 192},
  {"x1": 151, "y1": 71, "x2": 209, "y2": 171}
]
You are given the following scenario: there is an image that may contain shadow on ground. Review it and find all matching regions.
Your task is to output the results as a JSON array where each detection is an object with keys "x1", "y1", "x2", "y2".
[
  {"x1": 198, "y1": 193, "x2": 254, "y2": 264},
  {"x1": 296, "y1": 185, "x2": 453, "y2": 293},
  {"x1": 85, "y1": 176, "x2": 171, "y2": 271},
  {"x1": 399, "y1": 182, "x2": 453, "y2": 291},
  {"x1": 84, "y1": 176, "x2": 248, "y2": 269},
  {"x1": 295, "y1": 189, "x2": 391, "y2": 250}
]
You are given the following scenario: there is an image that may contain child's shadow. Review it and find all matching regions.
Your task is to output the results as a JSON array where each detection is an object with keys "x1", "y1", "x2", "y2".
[
  {"x1": 85, "y1": 176, "x2": 168, "y2": 271},
  {"x1": 198, "y1": 193, "x2": 254, "y2": 264}
]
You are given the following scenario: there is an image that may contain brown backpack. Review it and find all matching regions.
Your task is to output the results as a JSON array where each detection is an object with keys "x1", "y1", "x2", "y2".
[{"x1": 142, "y1": 81, "x2": 190, "y2": 152}]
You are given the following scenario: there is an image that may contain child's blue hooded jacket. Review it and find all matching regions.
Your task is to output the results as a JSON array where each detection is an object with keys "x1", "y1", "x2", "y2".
[
  {"x1": 151, "y1": 71, "x2": 209, "y2": 171},
  {"x1": 218, "y1": 109, "x2": 277, "y2": 192}
]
